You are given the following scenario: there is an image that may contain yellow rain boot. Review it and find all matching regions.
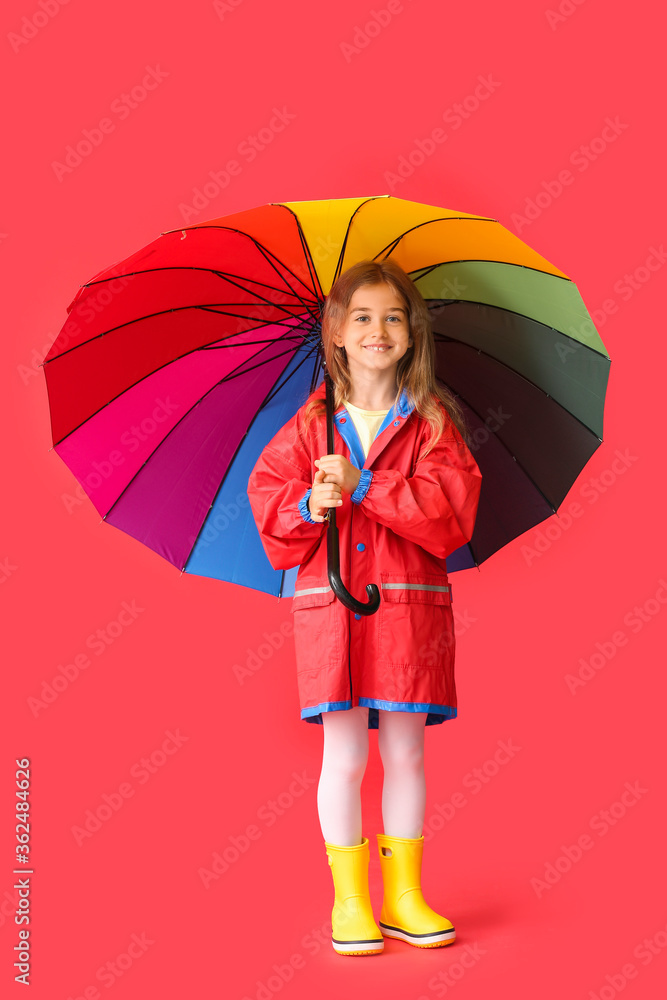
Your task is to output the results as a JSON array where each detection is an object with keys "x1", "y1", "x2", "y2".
[
  {"x1": 376, "y1": 834, "x2": 456, "y2": 948},
  {"x1": 324, "y1": 837, "x2": 384, "y2": 956}
]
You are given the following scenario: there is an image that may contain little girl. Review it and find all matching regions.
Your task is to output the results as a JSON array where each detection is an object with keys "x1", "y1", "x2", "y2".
[{"x1": 247, "y1": 259, "x2": 482, "y2": 956}]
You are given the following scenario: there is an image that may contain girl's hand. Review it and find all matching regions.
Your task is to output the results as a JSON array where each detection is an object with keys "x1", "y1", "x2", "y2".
[
  {"x1": 314, "y1": 455, "x2": 362, "y2": 497},
  {"x1": 308, "y1": 468, "x2": 343, "y2": 522}
]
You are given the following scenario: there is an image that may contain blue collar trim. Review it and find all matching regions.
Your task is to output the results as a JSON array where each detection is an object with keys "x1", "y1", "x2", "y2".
[{"x1": 333, "y1": 389, "x2": 415, "y2": 470}]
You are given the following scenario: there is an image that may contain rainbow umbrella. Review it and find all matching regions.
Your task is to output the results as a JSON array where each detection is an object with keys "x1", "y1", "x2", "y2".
[{"x1": 44, "y1": 195, "x2": 610, "y2": 599}]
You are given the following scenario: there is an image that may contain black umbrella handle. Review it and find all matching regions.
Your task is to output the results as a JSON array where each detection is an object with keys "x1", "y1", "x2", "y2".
[{"x1": 324, "y1": 371, "x2": 380, "y2": 616}]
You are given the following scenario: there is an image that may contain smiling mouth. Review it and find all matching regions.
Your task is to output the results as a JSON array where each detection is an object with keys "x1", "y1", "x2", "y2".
[{"x1": 364, "y1": 345, "x2": 391, "y2": 351}]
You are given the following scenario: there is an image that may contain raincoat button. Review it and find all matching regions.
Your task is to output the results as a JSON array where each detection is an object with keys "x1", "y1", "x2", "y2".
[
  {"x1": 356, "y1": 543, "x2": 365, "y2": 551},
  {"x1": 339, "y1": 417, "x2": 346, "y2": 423},
  {"x1": 354, "y1": 613, "x2": 361, "y2": 620},
  {"x1": 393, "y1": 420, "x2": 400, "y2": 426}
]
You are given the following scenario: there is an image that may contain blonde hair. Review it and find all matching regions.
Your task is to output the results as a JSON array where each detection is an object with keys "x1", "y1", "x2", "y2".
[{"x1": 302, "y1": 259, "x2": 471, "y2": 456}]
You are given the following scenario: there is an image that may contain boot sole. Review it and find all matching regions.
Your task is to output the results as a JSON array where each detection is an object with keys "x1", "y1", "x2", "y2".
[
  {"x1": 332, "y1": 938, "x2": 384, "y2": 955},
  {"x1": 379, "y1": 922, "x2": 456, "y2": 948}
]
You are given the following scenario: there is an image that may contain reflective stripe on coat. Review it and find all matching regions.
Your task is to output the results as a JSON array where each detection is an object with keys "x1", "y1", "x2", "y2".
[{"x1": 247, "y1": 380, "x2": 482, "y2": 728}]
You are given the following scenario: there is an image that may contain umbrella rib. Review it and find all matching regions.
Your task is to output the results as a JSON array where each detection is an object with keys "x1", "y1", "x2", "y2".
[
  {"x1": 77, "y1": 267, "x2": 311, "y2": 316},
  {"x1": 51, "y1": 318, "x2": 319, "y2": 446},
  {"x1": 406, "y1": 255, "x2": 576, "y2": 286},
  {"x1": 86, "y1": 226, "x2": 319, "y2": 303},
  {"x1": 164, "y1": 220, "x2": 323, "y2": 301},
  {"x1": 49, "y1": 276, "x2": 318, "y2": 363},
  {"x1": 427, "y1": 298, "x2": 611, "y2": 363},
  {"x1": 82, "y1": 266, "x2": 302, "y2": 299},
  {"x1": 444, "y1": 257, "x2": 574, "y2": 282},
  {"x1": 265, "y1": 204, "x2": 325, "y2": 303},
  {"x1": 438, "y1": 350, "x2": 605, "y2": 519},
  {"x1": 204, "y1": 263, "x2": 320, "y2": 324},
  {"x1": 438, "y1": 375, "x2": 561, "y2": 516},
  {"x1": 46, "y1": 305, "x2": 316, "y2": 367},
  {"x1": 330, "y1": 201, "x2": 499, "y2": 285},
  {"x1": 102, "y1": 333, "x2": 323, "y2": 527},
  {"x1": 183, "y1": 339, "x2": 324, "y2": 572},
  {"x1": 338, "y1": 201, "x2": 497, "y2": 267},
  {"x1": 376, "y1": 215, "x2": 575, "y2": 284},
  {"x1": 256, "y1": 338, "x2": 323, "y2": 410},
  {"x1": 432, "y1": 330, "x2": 607, "y2": 441},
  {"x1": 329, "y1": 197, "x2": 383, "y2": 287},
  {"x1": 192, "y1": 225, "x2": 322, "y2": 314}
]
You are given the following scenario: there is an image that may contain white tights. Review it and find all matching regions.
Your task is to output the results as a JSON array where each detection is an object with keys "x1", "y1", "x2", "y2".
[{"x1": 316, "y1": 705, "x2": 427, "y2": 845}]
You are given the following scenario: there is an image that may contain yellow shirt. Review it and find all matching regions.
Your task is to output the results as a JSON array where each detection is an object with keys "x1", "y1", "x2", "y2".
[{"x1": 343, "y1": 399, "x2": 390, "y2": 460}]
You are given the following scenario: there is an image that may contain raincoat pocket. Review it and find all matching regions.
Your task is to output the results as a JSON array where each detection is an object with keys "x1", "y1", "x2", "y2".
[
  {"x1": 290, "y1": 583, "x2": 343, "y2": 673},
  {"x1": 290, "y1": 584, "x2": 337, "y2": 613},
  {"x1": 378, "y1": 571, "x2": 455, "y2": 669}
]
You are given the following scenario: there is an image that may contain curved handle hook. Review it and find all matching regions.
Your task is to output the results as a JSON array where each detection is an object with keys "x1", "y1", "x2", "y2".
[{"x1": 324, "y1": 369, "x2": 380, "y2": 616}]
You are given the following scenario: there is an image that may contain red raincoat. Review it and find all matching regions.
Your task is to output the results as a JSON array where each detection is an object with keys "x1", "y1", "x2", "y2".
[{"x1": 247, "y1": 380, "x2": 482, "y2": 728}]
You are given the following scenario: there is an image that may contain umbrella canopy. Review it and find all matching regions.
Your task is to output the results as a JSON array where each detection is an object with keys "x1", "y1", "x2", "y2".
[{"x1": 44, "y1": 195, "x2": 610, "y2": 598}]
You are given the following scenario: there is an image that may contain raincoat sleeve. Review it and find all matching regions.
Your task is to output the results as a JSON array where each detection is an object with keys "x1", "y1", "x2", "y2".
[
  {"x1": 247, "y1": 417, "x2": 325, "y2": 572},
  {"x1": 359, "y1": 422, "x2": 482, "y2": 561}
]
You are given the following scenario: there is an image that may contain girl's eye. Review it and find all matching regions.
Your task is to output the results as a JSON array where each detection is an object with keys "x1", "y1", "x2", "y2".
[{"x1": 354, "y1": 315, "x2": 402, "y2": 322}]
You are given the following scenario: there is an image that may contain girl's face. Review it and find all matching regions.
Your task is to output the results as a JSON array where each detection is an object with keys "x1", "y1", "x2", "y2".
[{"x1": 333, "y1": 282, "x2": 413, "y2": 379}]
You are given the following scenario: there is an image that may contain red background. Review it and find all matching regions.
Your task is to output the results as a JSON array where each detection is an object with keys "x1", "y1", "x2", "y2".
[{"x1": 2, "y1": 1, "x2": 665, "y2": 997}]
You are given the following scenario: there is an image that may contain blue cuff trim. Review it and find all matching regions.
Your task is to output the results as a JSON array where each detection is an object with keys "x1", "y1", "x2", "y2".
[
  {"x1": 351, "y1": 469, "x2": 373, "y2": 504},
  {"x1": 298, "y1": 488, "x2": 316, "y2": 524}
]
